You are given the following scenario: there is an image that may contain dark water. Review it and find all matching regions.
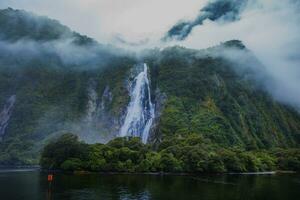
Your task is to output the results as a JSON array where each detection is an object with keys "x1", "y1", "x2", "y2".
[{"x1": 0, "y1": 169, "x2": 300, "y2": 200}]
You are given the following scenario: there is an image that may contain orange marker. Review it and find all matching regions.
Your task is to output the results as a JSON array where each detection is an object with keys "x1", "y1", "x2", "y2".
[
  {"x1": 47, "y1": 174, "x2": 53, "y2": 200},
  {"x1": 48, "y1": 174, "x2": 53, "y2": 182}
]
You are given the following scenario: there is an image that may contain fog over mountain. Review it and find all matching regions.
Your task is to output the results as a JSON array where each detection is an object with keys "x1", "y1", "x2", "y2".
[
  {"x1": 0, "y1": 0, "x2": 299, "y2": 110},
  {"x1": 0, "y1": 3, "x2": 300, "y2": 166},
  {"x1": 178, "y1": 0, "x2": 300, "y2": 109},
  {"x1": 164, "y1": 0, "x2": 248, "y2": 41}
]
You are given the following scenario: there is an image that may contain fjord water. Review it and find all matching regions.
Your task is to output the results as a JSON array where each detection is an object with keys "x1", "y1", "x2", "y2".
[{"x1": 1, "y1": 169, "x2": 299, "y2": 200}]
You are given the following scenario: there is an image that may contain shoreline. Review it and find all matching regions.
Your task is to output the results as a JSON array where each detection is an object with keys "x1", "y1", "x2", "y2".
[
  {"x1": 0, "y1": 166, "x2": 297, "y2": 175},
  {"x1": 0, "y1": 165, "x2": 40, "y2": 169},
  {"x1": 71, "y1": 170, "x2": 297, "y2": 176}
]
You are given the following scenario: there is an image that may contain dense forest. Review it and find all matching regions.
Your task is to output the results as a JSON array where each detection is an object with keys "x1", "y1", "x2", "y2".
[
  {"x1": 41, "y1": 134, "x2": 300, "y2": 173},
  {"x1": 146, "y1": 43, "x2": 300, "y2": 149}
]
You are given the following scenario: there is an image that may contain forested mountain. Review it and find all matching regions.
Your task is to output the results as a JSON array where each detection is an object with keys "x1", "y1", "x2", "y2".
[{"x1": 0, "y1": 8, "x2": 299, "y2": 166}]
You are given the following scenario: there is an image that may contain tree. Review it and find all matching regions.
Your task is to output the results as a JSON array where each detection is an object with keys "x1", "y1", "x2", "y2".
[
  {"x1": 158, "y1": 151, "x2": 182, "y2": 172},
  {"x1": 40, "y1": 133, "x2": 88, "y2": 169},
  {"x1": 60, "y1": 158, "x2": 83, "y2": 171}
]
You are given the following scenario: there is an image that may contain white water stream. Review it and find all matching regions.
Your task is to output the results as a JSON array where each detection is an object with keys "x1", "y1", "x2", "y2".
[{"x1": 120, "y1": 63, "x2": 155, "y2": 143}]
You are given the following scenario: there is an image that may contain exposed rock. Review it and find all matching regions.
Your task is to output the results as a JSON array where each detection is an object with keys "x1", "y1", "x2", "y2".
[{"x1": 148, "y1": 89, "x2": 167, "y2": 144}]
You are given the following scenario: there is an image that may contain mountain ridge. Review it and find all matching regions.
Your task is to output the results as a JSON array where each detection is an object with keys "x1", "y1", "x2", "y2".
[
  {"x1": 0, "y1": 7, "x2": 95, "y2": 45},
  {"x1": 0, "y1": 8, "x2": 299, "y2": 165}
]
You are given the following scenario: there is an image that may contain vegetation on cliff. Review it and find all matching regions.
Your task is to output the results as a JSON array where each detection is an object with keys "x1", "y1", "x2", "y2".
[
  {"x1": 147, "y1": 44, "x2": 300, "y2": 149},
  {"x1": 0, "y1": 8, "x2": 300, "y2": 166}
]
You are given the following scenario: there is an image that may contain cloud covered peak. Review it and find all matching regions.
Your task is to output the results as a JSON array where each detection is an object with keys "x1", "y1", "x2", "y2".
[
  {"x1": 0, "y1": 8, "x2": 95, "y2": 46},
  {"x1": 163, "y1": 0, "x2": 248, "y2": 41}
]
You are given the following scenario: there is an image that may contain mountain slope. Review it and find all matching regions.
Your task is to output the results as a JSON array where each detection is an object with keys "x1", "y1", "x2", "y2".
[
  {"x1": 146, "y1": 43, "x2": 300, "y2": 149},
  {"x1": 0, "y1": 7, "x2": 93, "y2": 44},
  {"x1": 0, "y1": 8, "x2": 299, "y2": 165}
]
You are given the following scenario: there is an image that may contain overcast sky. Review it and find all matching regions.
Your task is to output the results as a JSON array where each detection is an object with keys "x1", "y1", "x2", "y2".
[
  {"x1": 0, "y1": 0, "x2": 206, "y2": 45},
  {"x1": 0, "y1": 0, "x2": 300, "y2": 108}
]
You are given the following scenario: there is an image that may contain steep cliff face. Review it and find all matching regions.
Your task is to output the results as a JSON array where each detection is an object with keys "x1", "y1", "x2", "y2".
[
  {"x1": 0, "y1": 8, "x2": 299, "y2": 165},
  {"x1": 145, "y1": 43, "x2": 300, "y2": 149}
]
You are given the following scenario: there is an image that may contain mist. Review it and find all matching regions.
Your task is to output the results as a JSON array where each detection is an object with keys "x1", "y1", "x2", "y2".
[
  {"x1": 0, "y1": 0, "x2": 204, "y2": 46},
  {"x1": 164, "y1": 0, "x2": 248, "y2": 41},
  {"x1": 172, "y1": 0, "x2": 300, "y2": 110},
  {"x1": 0, "y1": 0, "x2": 300, "y2": 110},
  {"x1": 0, "y1": 38, "x2": 126, "y2": 70}
]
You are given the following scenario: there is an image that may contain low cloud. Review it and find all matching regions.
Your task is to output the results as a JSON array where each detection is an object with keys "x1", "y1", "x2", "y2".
[
  {"x1": 0, "y1": 0, "x2": 300, "y2": 110},
  {"x1": 0, "y1": 0, "x2": 203, "y2": 45},
  {"x1": 163, "y1": 0, "x2": 248, "y2": 41},
  {"x1": 0, "y1": 38, "x2": 120, "y2": 69},
  {"x1": 179, "y1": 0, "x2": 300, "y2": 109}
]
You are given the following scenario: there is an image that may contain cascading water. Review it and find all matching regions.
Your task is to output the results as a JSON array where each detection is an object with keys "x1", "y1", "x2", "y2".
[
  {"x1": 85, "y1": 82, "x2": 98, "y2": 124},
  {"x1": 120, "y1": 63, "x2": 155, "y2": 143},
  {"x1": 0, "y1": 95, "x2": 16, "y2": 140}
]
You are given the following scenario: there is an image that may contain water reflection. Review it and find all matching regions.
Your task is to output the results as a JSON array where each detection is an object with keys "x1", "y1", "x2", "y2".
[{"x1": 0, "y1": 169, "x2": 299, "y2": 200}]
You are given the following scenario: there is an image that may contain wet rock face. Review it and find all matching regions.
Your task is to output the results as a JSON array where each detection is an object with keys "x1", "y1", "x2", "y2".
[
  {"x1": 77, "y1": 83, "x2": 119, "y2": 144},
  {"x1": 85, "y1": 81, "x2": 98, "y2": 125},
  {"x1": 100, "y1": 85, "x2": 113, "y2": 111},
  {"x1": 80, "y1": 63, "x2": 157, "y2": 144},
  {"x1": 148, "y1": 89, "x2": 167, "y2": 144},
  {"x1": 97, "y1": 85, "x2": 123, "y2": 139},
  {"x1": 0, "y1": 95, "x2": 16, "y2": 140}
]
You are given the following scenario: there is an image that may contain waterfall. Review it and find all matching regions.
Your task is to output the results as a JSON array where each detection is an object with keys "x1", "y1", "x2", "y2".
[
  {"x1": 100, "y1": 86, "x2": 112, "y2": 111},
  {"x1": 85, "y1": 82, "x2": 98, "y2": 124},
  {"x1": 0, "y1": 95, "x2": 16, "y2": 140},
  {"x1": 120, "y1": 63, "x2": 155, "y2": 143}
]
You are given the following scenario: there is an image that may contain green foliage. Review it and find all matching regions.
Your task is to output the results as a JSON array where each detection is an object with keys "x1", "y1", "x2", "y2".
[
  {"x1": 152, "y1": 46, "x2": 300, "y2": 149},
  {"x1": 40, "y1": 134, "x2": 300, "y2": 173},
  {"x1": 40, "y1": 133, "x2": 88, "y2": 169},
  {"x1": 158, "y1": 151, "x2": 182, "y2": 172},
  {"x1": 0, "y1": 50, "x2": 135, "y2": 166},
  {"x1": 273, "y1": 149, "x2": 300, "y2": 171},
  {"x1": 60, "y1": 158, "x2": 83, "y2": 171},
  {"x1": 1, "y1": 8, "x2": 300, "y2": 167}
]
